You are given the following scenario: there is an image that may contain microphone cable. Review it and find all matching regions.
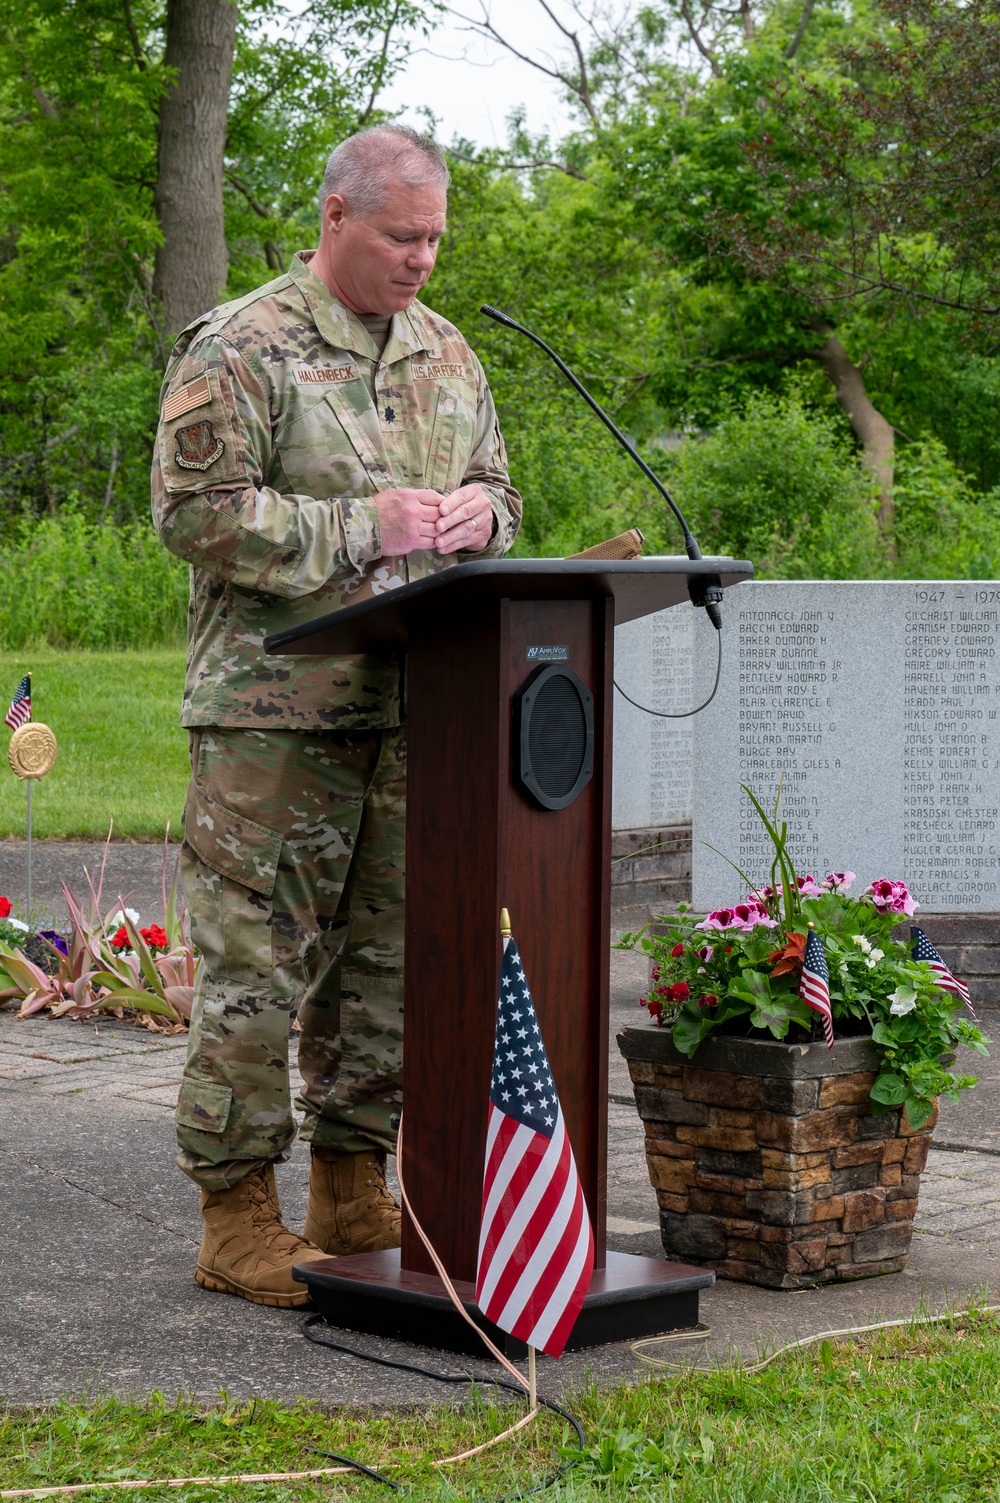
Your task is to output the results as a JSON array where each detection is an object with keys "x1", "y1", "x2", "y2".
[{"x1": 614, "y1": 622, "x2": 723, "y2": 718}]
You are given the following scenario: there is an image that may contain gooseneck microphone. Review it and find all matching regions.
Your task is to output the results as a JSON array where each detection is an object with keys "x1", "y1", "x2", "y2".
[{"x1": 480, "y1": 303, "x2": 723, "y2": 629}]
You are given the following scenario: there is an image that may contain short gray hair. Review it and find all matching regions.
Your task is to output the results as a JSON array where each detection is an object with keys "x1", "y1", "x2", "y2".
[{"x1": 319, "y1": 124, "x2": 450, "y2": 221}]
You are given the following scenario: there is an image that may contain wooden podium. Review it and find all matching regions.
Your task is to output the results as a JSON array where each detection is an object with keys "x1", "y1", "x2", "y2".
[{"x1": 266, "y1": 557, "x2": 751, "y2": 1352}]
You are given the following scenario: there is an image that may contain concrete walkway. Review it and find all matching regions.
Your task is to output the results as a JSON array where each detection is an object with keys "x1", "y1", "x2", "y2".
[{"x1": 2, "y1": 943, "x2": 999, "y2": 1409}]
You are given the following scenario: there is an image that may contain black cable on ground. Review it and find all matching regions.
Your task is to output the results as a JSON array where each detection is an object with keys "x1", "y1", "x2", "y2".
[
  {"x1": 302, "y1": 1315, "x2": 586, "y2": 1500},
  {"x1": 614, "y1": 625, "x2": 722, "y2": 718}
]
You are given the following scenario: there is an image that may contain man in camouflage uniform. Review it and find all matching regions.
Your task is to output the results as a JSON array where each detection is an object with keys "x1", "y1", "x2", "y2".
[{"x1": 151, "y1": 124, "x2": 521, "y2": 1308}]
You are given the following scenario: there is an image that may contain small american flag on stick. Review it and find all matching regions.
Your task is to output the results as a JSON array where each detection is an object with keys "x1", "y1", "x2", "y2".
[
  {"x1": 4, "y1": 674, "x2": 31, "y2": 731},
  {"x1": 476, "y1": 923, "x2": 594, "y2": 1359},
  {"x1": 912, "y1": 926, "x2": 974, "y2": 1015},
  {"x1": 800, "y1": 927, "x2": 834, "y2": 1048}
]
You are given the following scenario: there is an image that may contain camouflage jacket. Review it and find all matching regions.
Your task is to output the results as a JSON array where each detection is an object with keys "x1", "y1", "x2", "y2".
[{"x1": 151, "y1": 252, "x2": 522, "y2": 730}]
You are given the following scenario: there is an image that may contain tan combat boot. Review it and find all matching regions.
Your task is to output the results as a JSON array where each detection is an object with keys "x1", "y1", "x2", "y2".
[
  {"x1": 304, "y1": 1147, "x2": 402, "y2": 1255},
  {"x1": 196, "y1": 1161, "x2": 324, "y2": 1308}
]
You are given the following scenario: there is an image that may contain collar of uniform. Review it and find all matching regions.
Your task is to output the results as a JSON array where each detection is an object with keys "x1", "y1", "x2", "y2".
[
  {"x1": 288, "y1": 252, "x2": 380, "y2": 359},
  {"x1": 289, "y1": 252, "x2": 442, "y2": 364},
  {"x1": 385, "y1": 302, "x2": 442, "y2": 364}
]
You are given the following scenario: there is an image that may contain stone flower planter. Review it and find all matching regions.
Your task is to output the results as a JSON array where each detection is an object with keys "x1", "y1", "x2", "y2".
[{"x1": 618, "y1": 1026, "x2": 938, "y2": 1289}]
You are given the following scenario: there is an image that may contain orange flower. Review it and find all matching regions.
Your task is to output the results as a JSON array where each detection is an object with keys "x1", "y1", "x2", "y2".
[{"x1": 770, "y1": 931, "x2": 807, "y2": 978}]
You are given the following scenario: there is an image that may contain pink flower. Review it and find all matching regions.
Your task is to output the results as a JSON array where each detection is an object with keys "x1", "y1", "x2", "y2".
[
  {"x1": 733, "y1": 901, "x2": 779, "y2": 930},
  {"x1": 796, "y1": 874, "x2": 822, "y2": 897},
  {"x1": 865, "y1": 879, "x2": 918, "y2": 917},
  {"x1": 822, "y1": 871, "x2": 856, "y2": 894},
  {"x1": 698, "y1": 945, "x2": 713, "y2": 961},
  {"x1": 695, "y1": 907, "x2": 737, "y2": 931}
]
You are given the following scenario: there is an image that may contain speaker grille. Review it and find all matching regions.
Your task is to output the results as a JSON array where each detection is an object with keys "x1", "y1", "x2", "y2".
[
  {"x1": 514, "y1": 665, "x2": 594, "y2": 811},
  {"x1": 528, "y1": 673, "x2": 587, "y2": 798}
]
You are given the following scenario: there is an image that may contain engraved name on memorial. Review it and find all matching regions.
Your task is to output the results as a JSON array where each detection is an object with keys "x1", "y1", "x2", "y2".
[
  {"x1": 692, "y1": 581, "x2": 1000, "y2": 912},
  {"x1": 612, "y1": 607, "x2": 695, "y2": 829}
]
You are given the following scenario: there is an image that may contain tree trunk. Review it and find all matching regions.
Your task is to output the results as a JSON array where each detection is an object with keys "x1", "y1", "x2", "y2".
[
  {"x1": 811, "y1": 325, "x2": 896, "y2": 553},
  {"x1": 153, "y1": 0, "x2": 237, "y2": 344}
]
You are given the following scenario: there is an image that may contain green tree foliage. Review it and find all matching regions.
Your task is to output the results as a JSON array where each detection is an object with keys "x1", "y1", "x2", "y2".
[
  {"x1": 0, "y1": 0, "x2": 427, "y2": 529},
  {"x1": 659, "y1": 392, "x2": 885, "y2": 577},
  {"x1": 1, "y1": 0, "x2": 998, "y2": 634}
]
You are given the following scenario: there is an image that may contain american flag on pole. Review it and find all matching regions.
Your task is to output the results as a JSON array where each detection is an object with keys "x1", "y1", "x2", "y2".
[
  {"x1": 800, "y1": 928, "x2": 834, "y2": 1048},
  {"x1": 4, "y1": 675, "x2": 31, "y2": 732},
  {"x1": 912, "y1": 926, "x2": 974, "y2": 1015},
  {"x1": 476, "y1": 934, "x2": 594, "y2": 1359}
]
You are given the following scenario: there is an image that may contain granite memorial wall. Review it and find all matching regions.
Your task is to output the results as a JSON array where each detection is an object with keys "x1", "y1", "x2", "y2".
[
  {"x1": 690, "y1": 581, "x2": 1000, "y2": 912},
  {"x1": 611, "y1": 604, "x2": 695, "y2": 829}
]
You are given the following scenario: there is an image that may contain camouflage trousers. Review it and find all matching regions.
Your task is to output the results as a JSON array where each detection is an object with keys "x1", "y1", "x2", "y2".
[{"x1": 175, "y1": 724, "x2": 405, "y2": 1191}]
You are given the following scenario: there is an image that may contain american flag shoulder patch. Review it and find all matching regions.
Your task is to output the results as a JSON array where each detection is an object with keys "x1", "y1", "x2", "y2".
[{"x1": 163, "y1": 374, "x2": 212, "y2": 422}]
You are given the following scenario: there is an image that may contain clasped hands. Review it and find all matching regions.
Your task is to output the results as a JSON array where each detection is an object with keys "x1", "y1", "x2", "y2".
[{"x1": 373, "y1": 483, "x2": 493, "y2": 557}]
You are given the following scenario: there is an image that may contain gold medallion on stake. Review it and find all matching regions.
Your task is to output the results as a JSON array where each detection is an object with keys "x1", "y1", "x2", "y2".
[{"x1": 8, "y1": 722, "x2": 57, "y2": 779}]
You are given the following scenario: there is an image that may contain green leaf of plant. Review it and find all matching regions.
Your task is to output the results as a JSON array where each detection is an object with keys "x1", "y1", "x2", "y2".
[
  {"x1": 870, "y1": 1072, "x2": 908, "y2": 1105},
  {"x1": 671, "y1": 1000, "x2": 716, "y2": 1057},
  {"x1": 902, "y1": 1095, "x2": 934, "y2": 1132}
]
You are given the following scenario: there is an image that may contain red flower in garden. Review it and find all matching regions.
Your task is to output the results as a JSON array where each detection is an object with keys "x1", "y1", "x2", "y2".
[
  {"x1": 668, "y1": 981, "x2": 689, "y2": 1002},
  {"x1": 141, "y1": 924, "x2": 168, "y2": 950},
  {"x1": 700, "y1": 993, "x2": 718, "y2": 1007},
  {"x1": 0, "y1": 896, "x2": 10, "y2": 918},
  {"x1": 670, "y1": 942, "x2": 685, "y2": 958},
  {"x1": 110, "y1": 925, "x2": 130, "y2": 951}
]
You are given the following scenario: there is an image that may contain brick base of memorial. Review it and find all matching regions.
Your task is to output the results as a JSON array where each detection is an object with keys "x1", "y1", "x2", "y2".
[{"x1": 617, "y1": 1027, "x2": 938, "y2": 1289}]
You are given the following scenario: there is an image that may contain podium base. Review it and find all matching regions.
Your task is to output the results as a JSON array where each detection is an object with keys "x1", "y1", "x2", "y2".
[{"x1": 294, "y1": 1249, "x2": 714, "y2": 1356}]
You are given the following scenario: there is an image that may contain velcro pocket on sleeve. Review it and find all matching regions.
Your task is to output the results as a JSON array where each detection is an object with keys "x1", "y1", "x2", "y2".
[
  {"x1": 183, "y1": 782, "x2": 282, "y2": 897},
  {"x1": 176, "y1": 1078, "x2": 233, "y2": 1135},
  {"x1": 158, "y1": 366, "x2": 245, "y2": 493}
]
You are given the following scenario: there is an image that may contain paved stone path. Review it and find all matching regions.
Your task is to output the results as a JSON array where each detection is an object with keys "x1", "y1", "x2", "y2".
[{"x1": 3, "y1": 944, "x2": 1000, "y2": 1407}]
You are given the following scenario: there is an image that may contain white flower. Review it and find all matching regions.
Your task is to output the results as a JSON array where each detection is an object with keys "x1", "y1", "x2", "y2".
[
  {"x1": 853, "y1": 935, "x2": 872, "y2": 954},
  {"x1": 109, "y1": 908, "x2": 139, "y2": 928},
  {"x1": 870, "y1": 948, "x2": 884, "y2": 963},
  {"x1": 889, "y1": 986, "x2": 917, "y2": 1016},
  {"x1": 6, "y1": 917, "x2": 28, "y2": 932}
]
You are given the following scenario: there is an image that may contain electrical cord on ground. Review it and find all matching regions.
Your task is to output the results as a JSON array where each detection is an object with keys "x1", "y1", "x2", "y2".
[
  {"x1": 630, "y1": 1304, "x2": 1000, "y2": 1373},
  {"x1": 303, "y1": 1315, "x2": 586, "y2": 1498},
  {"x1": 614, "y1": 625, "x2": 722, "y2": 719},
  {"x1": 297, "y1": 1109, "x2": 587, "y2": 1499}
]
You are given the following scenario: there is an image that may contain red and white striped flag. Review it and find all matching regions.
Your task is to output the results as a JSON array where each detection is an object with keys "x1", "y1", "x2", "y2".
[
  {"x1": 476, "y1": 933, "x2": 594, "y2": 1358},
  {"x1": 912, "y1": 926, "x2": 974, "y2": 1014},
  {"x1": 800, "y1": 928, "x2": 834, "y2": 1048},
  {"x1": 4, "y1": 675, "x2": 31, "y2": 731}
]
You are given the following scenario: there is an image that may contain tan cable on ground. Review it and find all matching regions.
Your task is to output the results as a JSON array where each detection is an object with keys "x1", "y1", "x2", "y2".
[
  {"x1": 630, "y1": 1304, "x2": 1000, "y2": 1372},
  {"x1": 3, "y1": 1112, "x2": 542, "y2": 1498},
  {"x1": 0, "y1": 1467, "x2": 355, "y2": 1499},
  {"x1": 395, "y1": 1109, "x2": 542, "y2": 1464}
]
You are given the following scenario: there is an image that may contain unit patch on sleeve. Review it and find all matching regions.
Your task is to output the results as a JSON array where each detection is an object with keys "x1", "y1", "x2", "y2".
[
  {"x1": 174, "y1": 419, "x2": 226, "y2": 471},
  {"x1": 411, "y1": 362, "x2": 468, "y2": 381}
]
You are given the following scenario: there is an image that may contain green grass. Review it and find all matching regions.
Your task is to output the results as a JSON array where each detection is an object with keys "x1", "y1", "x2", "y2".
[
  {"x1": 0, "y1": 651, "x2": 188, "y2": 840},
  {"x1": 3, "y1": 1315, "x2": 1000, "y2": 1499}
]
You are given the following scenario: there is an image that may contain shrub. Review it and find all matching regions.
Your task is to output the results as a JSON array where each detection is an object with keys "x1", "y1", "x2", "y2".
[
  {"x1": 0, "y1": 510, "x2": 187, "y2": 649},
  {"x1": 653, "y1": 392, "x2": 887, "y2": 577},
  {"x1": 894, "y1": 439, "x2": 1000, "y2": 578}
]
